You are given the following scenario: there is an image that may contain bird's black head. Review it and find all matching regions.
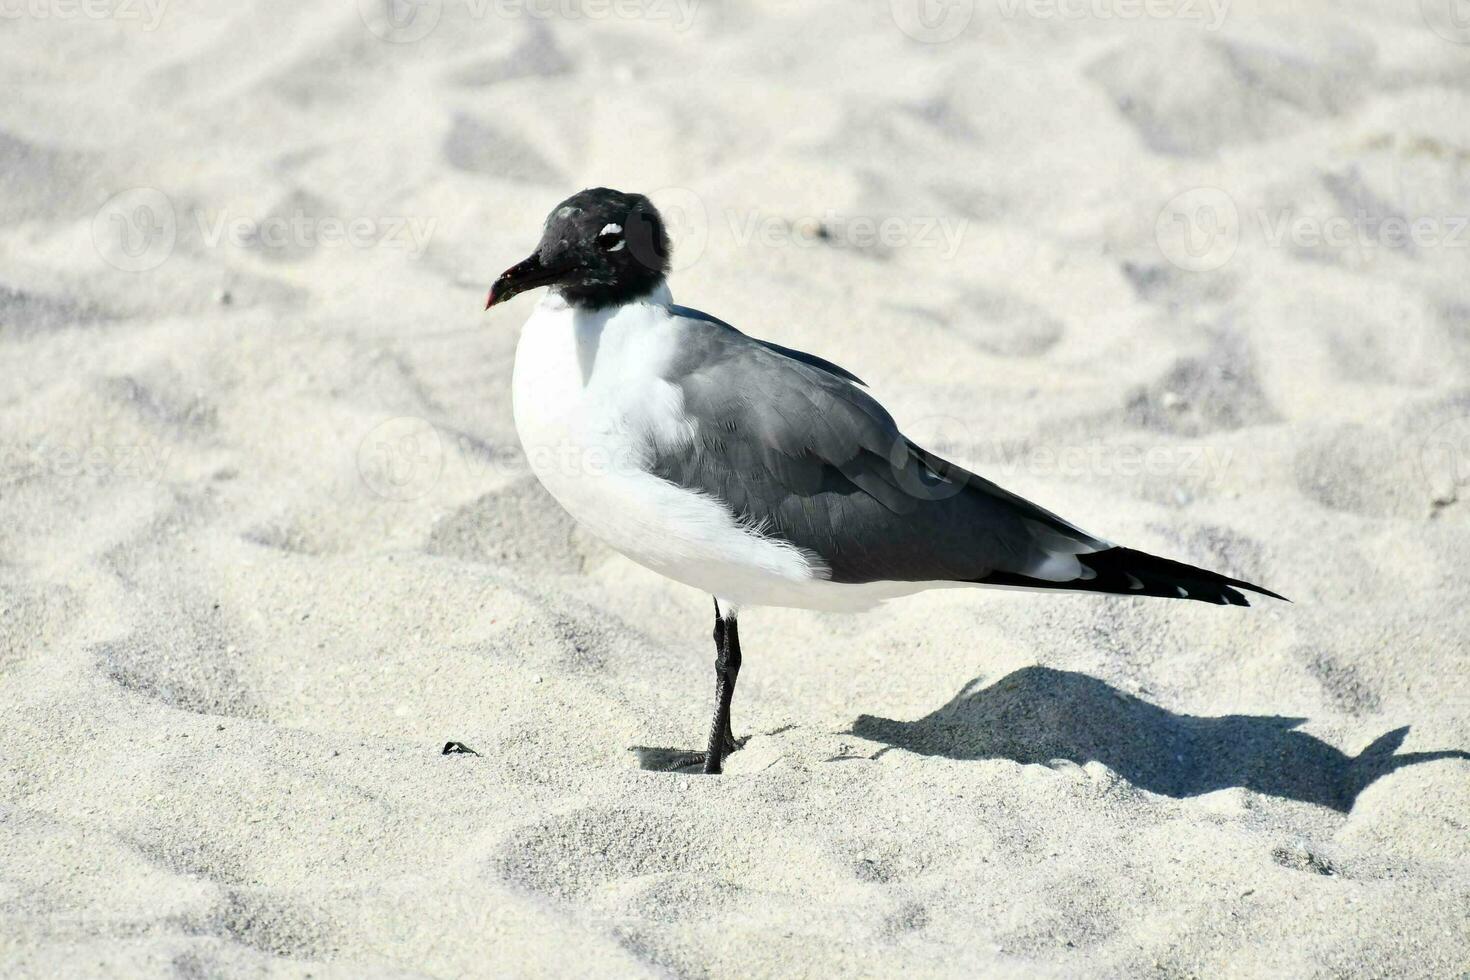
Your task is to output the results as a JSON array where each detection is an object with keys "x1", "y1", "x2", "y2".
[{"x1": 486, "y1": 188, "x2": 671, "y2": 311}]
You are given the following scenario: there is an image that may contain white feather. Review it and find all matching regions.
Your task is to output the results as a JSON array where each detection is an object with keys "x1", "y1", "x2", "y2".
[{"x1": 513, "y1": 288, "x2": 855, "y2": 610}]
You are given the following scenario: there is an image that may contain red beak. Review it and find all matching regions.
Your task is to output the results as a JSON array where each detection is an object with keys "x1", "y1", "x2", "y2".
[{"x1": 485, "y1": 252, "x2": 562, "y2": 310}]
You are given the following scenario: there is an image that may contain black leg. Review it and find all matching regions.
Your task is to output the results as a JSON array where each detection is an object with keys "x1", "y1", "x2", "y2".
[{"x1": 702, "y1": 600, "x2": 742, "y2": 774}]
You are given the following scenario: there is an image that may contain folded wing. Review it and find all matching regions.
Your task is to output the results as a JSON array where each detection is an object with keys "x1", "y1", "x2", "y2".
[
  {"x1": 653, "y1": 308, "x2": 1109, "y2": 585},
  {"x1": 651, "y1": 307, "x2": 1284, "y2": 606}
]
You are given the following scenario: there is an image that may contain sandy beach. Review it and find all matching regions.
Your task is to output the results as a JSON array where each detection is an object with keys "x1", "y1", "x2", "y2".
[{"x1": 2, "y1": 0, "x2": 1469, "y2": 975}]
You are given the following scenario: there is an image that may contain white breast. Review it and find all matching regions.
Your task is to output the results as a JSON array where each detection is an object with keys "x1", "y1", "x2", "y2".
[{"x1": 510, "y1": 290, "x2": 828, "y2": 610}]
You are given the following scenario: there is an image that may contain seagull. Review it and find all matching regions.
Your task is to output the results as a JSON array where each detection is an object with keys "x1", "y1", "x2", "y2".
[{"x1": 486, "y1": 187, "x2": 1286, "y2": 774}]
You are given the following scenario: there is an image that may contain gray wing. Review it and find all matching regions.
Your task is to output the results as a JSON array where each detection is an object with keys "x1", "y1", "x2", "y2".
[
  {"x1": 669, "y1": 304, "x2": 866, "y2": 385},
  {"x1": 650, "y1": 308, "x2": 1109, "y2": 586}
]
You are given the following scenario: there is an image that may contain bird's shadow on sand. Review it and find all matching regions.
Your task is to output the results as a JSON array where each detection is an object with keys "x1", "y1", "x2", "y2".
[{"x1": 850, "y1": 666, "x2": 1469, "y2": 812}]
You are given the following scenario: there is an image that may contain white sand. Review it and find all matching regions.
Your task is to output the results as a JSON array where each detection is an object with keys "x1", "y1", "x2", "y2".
[{"x1": 3, "y1": 1, "x2": 1469, "y2": 976}]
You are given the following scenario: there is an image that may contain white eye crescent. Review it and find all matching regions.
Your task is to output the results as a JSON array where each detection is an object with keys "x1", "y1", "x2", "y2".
[{"x1": 596, "y1": 222, "x2": 625, "y2": 251}]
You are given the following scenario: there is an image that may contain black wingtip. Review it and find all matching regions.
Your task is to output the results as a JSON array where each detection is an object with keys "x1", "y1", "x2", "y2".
[
  {"x1": 1226, "y1": 578, "x2": 1290, "y2": 604},
  {"x1": 1107, "y1": 547, "x2": 1291, "y2": 607},
  {"x1": 973, "y1": 547, "x2": 1290, "y2": 608}
]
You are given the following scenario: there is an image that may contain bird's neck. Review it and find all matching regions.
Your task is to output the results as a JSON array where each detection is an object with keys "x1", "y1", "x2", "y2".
[{"x1": 557, "y1": 277, "x2": 671, "y2": 313}]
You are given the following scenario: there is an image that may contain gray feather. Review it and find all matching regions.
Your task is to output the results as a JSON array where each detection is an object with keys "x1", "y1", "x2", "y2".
[{"x1": 650, "y1": 307, "x2": 1106, "y2": 584}]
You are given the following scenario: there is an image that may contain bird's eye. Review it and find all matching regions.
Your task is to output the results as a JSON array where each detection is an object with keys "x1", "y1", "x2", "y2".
[{"x1": 597, "y1": 223, "x2": 625, "y2": 252}]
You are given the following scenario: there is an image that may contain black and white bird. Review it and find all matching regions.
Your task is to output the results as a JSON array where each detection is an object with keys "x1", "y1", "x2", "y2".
[{"x1": 486, "y1": 188, "x2": 1286, "y2": 774}]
